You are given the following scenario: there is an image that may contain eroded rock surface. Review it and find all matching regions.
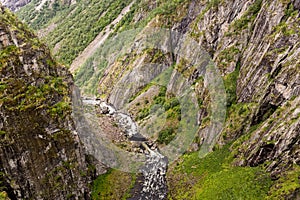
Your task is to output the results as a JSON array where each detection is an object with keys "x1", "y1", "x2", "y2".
[
  {"x1": 0, "y1": 0, "x2": 31, "y2": 11},
  {"x1": 0, "y1": 6, "x2": 91, "y2": 199}
]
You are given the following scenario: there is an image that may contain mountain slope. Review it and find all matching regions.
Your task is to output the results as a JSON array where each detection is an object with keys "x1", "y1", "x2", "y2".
[
  {"x1": 0, "y1": 5, "x2": 92, "y2": 199},
  {"x1": 75, "y1": 0, "x2": 300, "y2": 198},
  {"x1": 13, "y1": 0, "x2": 300, "y2": 199}
]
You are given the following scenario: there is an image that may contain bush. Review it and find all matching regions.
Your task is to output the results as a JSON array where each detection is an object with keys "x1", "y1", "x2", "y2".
[{"x1": 157, "y1": 127, "x2": 176, "y2": 144}]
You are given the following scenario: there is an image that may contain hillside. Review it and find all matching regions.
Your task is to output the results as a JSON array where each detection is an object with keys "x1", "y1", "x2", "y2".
[{"x1": 4, "y1": 0, "x2": 300, "y2": 199}]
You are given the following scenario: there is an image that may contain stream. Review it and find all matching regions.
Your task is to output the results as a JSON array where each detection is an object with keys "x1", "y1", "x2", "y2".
[{"x1": 82, "y1": 98, "x2": 168, "y2": 200}]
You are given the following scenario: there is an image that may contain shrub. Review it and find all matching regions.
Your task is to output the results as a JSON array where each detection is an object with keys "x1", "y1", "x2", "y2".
[{"x1": 157, "y1": 127, "x2": 176, "y2": 144}]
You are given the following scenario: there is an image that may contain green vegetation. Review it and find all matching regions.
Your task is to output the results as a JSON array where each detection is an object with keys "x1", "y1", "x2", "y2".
[
  {"x1": 157, "y1": 127, "x2": 176, "y2": 145},
  {"x1": 135, "y1": 86, "x2": 181, "y2": 145},
  {"x1": 91, "y1": 169, "x2": 136, "y2": 200},
  {"x1": 135, "y1": 107, "x2": 151, "y2": 121},
  {"x1": 190, "y1": 0, "x2": 223, "y2": 38},
  {"x1": 49, "y1": 101, "x2": 71, "y2": 118},
  {"x1": 195, "y1": 167, "x2": 272, "y2": 199},
  {"x1": 168, "y1": 145, "x2": 272, "y2": 199},
  {"x1": 0, "y1": 192, "x2": 8, "y2": 200},
  {"x1": 217, "y1": 47, "x2": 240, "y2": 71},
  {"x1": 0, "y1": 7, "x2": 71, "y2": 116},
  {"x1": 0, "y1": 172, "x2": 6, "y2": 197},
  {"x1": 232, "y1": 0, "x2": 262, "y2": 31},
  {"x1": 0, "y1": 75, "x2": 70, "y2": 114},
  {"x1": 16, "y1": 0, "x2": 70, "y2": 30},
  {"x1": 0, "y1": 45, "x2": 19, "y2": 65},
  {"x1": 75, "y1": 58, "x2": 108, "y2": 95},
  {"x1": 111, "y1": 2, "x2": 138, "y2": 34},
  {"x1": 221, "y1": 102, "x2": 257, "y2": 142},
  {"x1": 271, "y1": 21, "x2": 297, "y2": 37},
  {"x1": 223, "y1": 65, "x2": 239, "y2": 107},
  {"x1": 128, "y1": 83, "x2": 154, "y2": 103},
  {"x1": 17, "y1": 0, "x2": 132, "y2": 65},
  {"x1": 267, "y1": 165, "x2": 300, "y2": 199},
  {"x1": 134, "y1": 0, "x2": 189, "y2": 28},
  {"x1": 48, "y1": 0, "x2": 131, "y2": 65}
]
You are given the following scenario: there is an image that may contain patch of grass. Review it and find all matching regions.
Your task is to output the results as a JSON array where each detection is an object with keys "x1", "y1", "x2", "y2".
[
  {"x1": 135, "y1": 107, "x2": 150, "y2": 121},
  {"x1": 266, "y1": 165, "x2": 300, "y2": 199},
  {"x1": 91, "y1": 169, "x2": 135, "y2": 200},
  {"x1": 0, "y1": 191, "x2": 8, "y2": 200},
  {"x1": 157, "y1": 127, "x2": 176, "y2": 145},
  {"x1": 272, "y1": 22, "x2": 297, "y2": 37},
  {"x1": 217, "y1": 47, "x2": 240, "y2": 71},
  {"x1": 195, "y1": 167, "x2": 271, "y2": 199},
  {"x1": 168, "y1": 145, "x2": 272, "y2": 199},
  {"x1": 0, "y1": 45, "x2": 18, "y2": 61},
  {"x1": 134, "y1": 85, "x2": 181, "y2": 144},
  {"x1": 49, "y1": 101, "x2": 71, "y2": 118},
  {"x1": 221, "y1": 102, "x2": 257, "y2": 142},
  {"x1": 223, "y1": 66, "x2": 239, "y2": 107},
  {"x1": 128, "y1": 83, "x2": 154, "y2": 103},
  {"x1": 232, "y1": 0, "x2": 262, "y2": 31}
]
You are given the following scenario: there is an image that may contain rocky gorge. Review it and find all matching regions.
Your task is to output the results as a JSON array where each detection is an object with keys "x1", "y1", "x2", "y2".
[{"x1": 0, "y1": 0, "x2": 299, "y2": 199}]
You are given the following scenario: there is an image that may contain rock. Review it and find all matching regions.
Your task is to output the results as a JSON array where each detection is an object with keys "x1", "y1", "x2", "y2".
[
  {"x1": 0, "y1": 6, "x2": 92, "y2": 199},
  {"x1": 0, "y1": 0, "x2": 31, "y2": 11},
  {"x1": 100, "y1": 106, "x2": 109, "y2": 114},
  {"x1": 96, "y1": 0, "x2": 299, "y2": 178},
  {"x1": 190, "y1": 143, "x2": 199, "y2": 152}
]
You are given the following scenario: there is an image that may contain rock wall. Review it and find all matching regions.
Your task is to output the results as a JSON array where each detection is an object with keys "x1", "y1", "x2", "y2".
[
  {"x1": 177, "y1": 0, "x2": 299, "y2": 173},
  {"x1": 95, "y1": 0, "x2": 300, "y2": 175},
  {"x1": 0, "y1": 5, "x2": 91, "y2": 199},
  {"x1": 0, "y1": 0, "x2": 31, "y2": 11}
]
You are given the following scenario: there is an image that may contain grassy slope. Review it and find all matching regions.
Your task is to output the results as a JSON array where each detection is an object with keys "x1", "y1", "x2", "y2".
[
  {"x1": 91, "y1": 169, "x2": 136, "y2": 200},
  {"x1": 17, "y1": 0, "x2": 132, "y2": 65},
  {"x1": 167, "y1": 145, "x2": 272, "y2": 199}
]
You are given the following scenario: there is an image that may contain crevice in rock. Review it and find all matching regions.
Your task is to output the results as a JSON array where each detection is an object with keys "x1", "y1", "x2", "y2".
[
  {"x1": 249, "y1": 143, "x2": 275, "y2": 167},
  {"x1": 251, "y1": 102, "x2": 279, "y2": 126}
]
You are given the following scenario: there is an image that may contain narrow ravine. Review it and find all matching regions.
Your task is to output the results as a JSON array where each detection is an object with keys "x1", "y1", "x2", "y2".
[{"x1": 82, "y1": 98, "x2": 168, "y2": 200}]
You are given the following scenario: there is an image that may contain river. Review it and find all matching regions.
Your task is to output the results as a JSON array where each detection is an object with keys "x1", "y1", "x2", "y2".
[{"x1": 81, "y1": 98, "x2": 168, "y2": 200}]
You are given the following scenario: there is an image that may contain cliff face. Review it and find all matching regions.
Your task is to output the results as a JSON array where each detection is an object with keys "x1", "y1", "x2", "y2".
[
  {"x1": 85, "y1": 0, "x2": 300, "y2": 174},
  {"x1": 71, "y1": 0, "x2": 299, "y2": 197},
  {"x1": 0, "y1": 6, "x2": 91, "y2": 199},
  {"x1": 180, "y1": 0, "x2": 300, "y2": 172},
  {"x1": 188, "y1": 0, "x2": 300, "y2": 174},
  {"x1": 0, "y1": 0, "x2": 31, "y2": 11}
]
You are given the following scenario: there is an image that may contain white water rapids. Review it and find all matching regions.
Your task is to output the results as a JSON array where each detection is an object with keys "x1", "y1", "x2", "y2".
[{"x1": 80, "y1": 97, "x2": 168, "y2": 199}]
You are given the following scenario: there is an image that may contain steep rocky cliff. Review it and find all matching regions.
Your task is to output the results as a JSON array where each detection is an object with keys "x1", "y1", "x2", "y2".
[
  {"x1": 180, "y1": 0, "x2": 300, "y2": 172},
  {"x1": 0, "y1": 5, "x2": 91, "y2": 199},
  {"x1": 0, "y1": 0, "x2": 31, "y2": 11},
  {"x1": 73, "y1": 0, "x2": 300, "y2": 198},
  {"x1": 73, "y1": 0, "x2": 300, "y2": 174}
]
